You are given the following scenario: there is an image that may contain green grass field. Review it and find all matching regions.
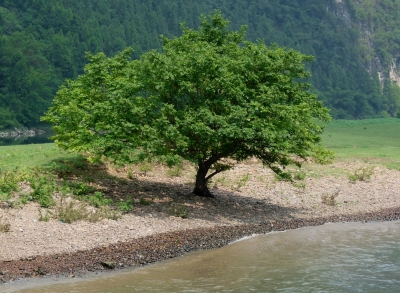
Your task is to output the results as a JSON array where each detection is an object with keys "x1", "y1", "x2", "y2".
[
  {"x1": 321, "y1": 118, "x2": 400, "y2": 169},
  {"x1": 1, "y1": 118, "x2": 400, "y2": 170},
  {"x1": 0, "y1": 143, "x2": 81, "y2": 170}
]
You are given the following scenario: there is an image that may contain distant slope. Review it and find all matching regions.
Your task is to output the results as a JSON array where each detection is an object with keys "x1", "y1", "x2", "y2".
[{"x1": 0, "y1": 0, "x2": 399, "y2": 127}]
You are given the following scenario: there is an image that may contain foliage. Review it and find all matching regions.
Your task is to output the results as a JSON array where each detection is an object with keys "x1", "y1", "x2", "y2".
[
  {"x1": 82, "y1": 191, "x2": 113, "y2": 208},
  {"x1": 117, "y1": 199, "x2": 134, "y2": 212},
  {"x1": 67, "y1": 181, "x2": 95, "y2": 196},
  {"x1": 0, "y1": 168, "x2": 22, "y2": 194},
  {"x1": 29, "y1": 171, "x2": 58, "y2": 207},
  {"x1": 350, "y1": 0, "x2": 400, "y2": 65},
  {"x1": 0, "y1": 0, "x2": 400, "y2": 127},
  {"x1": 43, "y1": 12, "x2": 333, "y2": 197}
]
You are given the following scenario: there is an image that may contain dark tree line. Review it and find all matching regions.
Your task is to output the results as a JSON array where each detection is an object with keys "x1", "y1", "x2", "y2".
[{"x1": 0, "y1": 0, "x2": 399, "y2": 128}]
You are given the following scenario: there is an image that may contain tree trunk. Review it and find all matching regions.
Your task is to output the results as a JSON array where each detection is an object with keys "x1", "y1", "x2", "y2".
[{"x1": 193, "y1": 163, "x2": 214, "y2": 198}]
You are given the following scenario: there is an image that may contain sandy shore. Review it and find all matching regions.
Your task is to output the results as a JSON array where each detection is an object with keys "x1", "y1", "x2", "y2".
[{"x1": 1, "y1": 161, "x2": 399, "y2": 282}]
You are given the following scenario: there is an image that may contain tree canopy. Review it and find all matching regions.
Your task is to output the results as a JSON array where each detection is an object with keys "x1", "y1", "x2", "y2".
[{"x1": 43, "y1": 11, "x2": 333, "y2": 197}]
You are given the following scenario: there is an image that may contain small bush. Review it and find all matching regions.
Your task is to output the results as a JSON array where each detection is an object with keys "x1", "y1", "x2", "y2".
[
  {"x1": 84, "y1": 176, "x2": 95, "y2": 183},
  {"x1": 55, "y1": 200, "x2": 93, "y2": 223},
  {"x1": 0, "y1": 169, "x2": 27, "y2": 194},
  {"x1": 321, "y1": 191, "x2": 340, "y2": 206},
  {"x1": 0, "y1": 192, "x2": 11, "y2": 203},
  {"x1": 82, "y1": 191, "x2": 112, "y2": 208},
  {"x1": 29, "y1": 173, "x2": 59, "y2": 208},
  {"x1": 29, "y1": 173, "x2": 58, "y2": 208},
  {"x1": 118, "y1": 199, "x2": 134, "y2": 212},
  {"x1": 67, "y1": 182, "x2": 95, "y2": 196},
  {"x1": 48, "y1": 161, "x2": 74, "y2": 177},
  {"x1": 348, "y1": 167, "x2": 374, "y2": 182}
]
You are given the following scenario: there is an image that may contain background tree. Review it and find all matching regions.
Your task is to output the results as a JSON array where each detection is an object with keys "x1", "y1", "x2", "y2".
[
  {"x1": 43, "y1": 12, "x2": 333, "y2": 197},
  {"x1": 2, "y1": 0, "x2": 400, "y2": 127}
]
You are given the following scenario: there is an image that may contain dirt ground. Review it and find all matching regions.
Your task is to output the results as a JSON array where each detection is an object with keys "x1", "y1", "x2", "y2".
[{"x1": 1, "y1": 159, "x2": 399, "y2": 262}]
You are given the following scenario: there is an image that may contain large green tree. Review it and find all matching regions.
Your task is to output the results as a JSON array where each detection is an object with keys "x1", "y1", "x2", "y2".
[{"x1": 43, "y1": 12, "x2": 332, "y2": 197}]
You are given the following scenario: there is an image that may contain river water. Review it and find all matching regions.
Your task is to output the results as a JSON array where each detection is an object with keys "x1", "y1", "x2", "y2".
[
  {"x1": 0, "y1": 135, "x2": 51, "y2": 146},
  {"x1": 3, "y1": 220, "x2": 400, "y2": 293}
]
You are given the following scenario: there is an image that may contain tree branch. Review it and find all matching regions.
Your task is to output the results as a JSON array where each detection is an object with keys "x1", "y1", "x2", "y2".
[{"x1": 205, "y1": 169, "x2": 224, "y2": 181}]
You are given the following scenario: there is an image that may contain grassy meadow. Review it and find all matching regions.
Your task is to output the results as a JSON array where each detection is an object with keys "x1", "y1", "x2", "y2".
[
  {"x1": 321, "y1": 118, "x2": 400, "y2": 169},
  {"x1": 0, "y1": 143, "x2": 81, "y2": 170},
  {"x1": 1, "y1": 118, "x2": 399, "y2": 170}
]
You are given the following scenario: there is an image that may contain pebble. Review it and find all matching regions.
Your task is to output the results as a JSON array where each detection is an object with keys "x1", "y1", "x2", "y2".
[{"x1": 1, "y1": 207, "x2": 400, "y2": 283}]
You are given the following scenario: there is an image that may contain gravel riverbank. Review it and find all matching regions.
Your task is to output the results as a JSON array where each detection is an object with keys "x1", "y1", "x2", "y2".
[{"x1": 1, "y1": 161, "x2": 399, "y2": 283}]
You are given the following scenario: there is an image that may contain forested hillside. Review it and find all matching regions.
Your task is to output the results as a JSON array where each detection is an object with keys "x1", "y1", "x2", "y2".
[{"x1": 0, "y1": 0, "x2": 400, "y2": 128}]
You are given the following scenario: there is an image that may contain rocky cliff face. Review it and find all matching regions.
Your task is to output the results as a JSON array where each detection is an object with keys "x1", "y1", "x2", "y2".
[
  {"x1": 331, "y1": 0, "x2": 400, "y2": 87},
  {"x1": 390, "y1": 57, "x2": 400, "y2": 85}
]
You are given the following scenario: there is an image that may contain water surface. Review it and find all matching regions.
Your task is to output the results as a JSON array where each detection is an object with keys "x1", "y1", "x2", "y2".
[
  {"x1": 0, "y1": 135, "x2": 51, "y2": 146},
  {"x1": 3, "y1": 221, "x2": 400, "y2": 293}
]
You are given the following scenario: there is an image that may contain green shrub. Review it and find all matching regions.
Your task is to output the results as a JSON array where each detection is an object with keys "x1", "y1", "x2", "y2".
[
  {"x1": 0, "y1": 192, "x2": 11, "y2": 203},
  {"x1": 0, "y1": 169, "x2": 25, "y2": 194},
  {"x1": 83, "y1": 191, "x2": 113, "y2": 208},
  {"x1": 29, "y1": 173, "x2": 58, "y2": 208},
  {"x1": 348, "y1": 167, "x2": 374, "y2": 182},
  {"x1": 118, "y1": 199, "x2": 134, "y2": 212},
  {"x1": 67, "y1": 182, "x2": 95, "y2": 196}
]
